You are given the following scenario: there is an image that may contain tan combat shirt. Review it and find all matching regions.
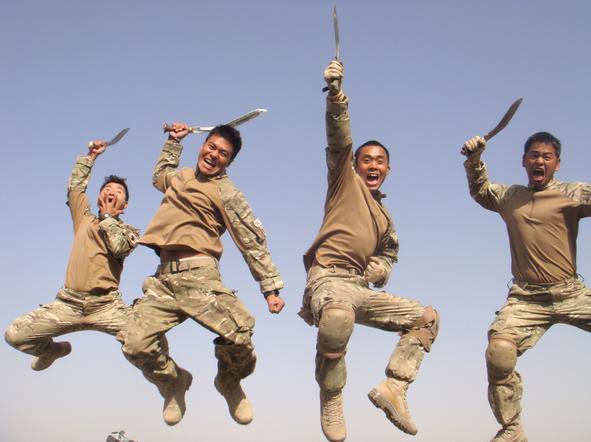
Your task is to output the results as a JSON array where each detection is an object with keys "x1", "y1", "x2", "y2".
[
  {"x1": 303, "y1": 93, "x2": 399, "y2": 282},
  {"x1": 466, "y1": 160, "x2": 591, "y2": 283},
  {"x1": 66, "y1": 156, "x2": 139, "y2": 294},
  {"x1": 140, "y1": 141, "x2": 283, "y2": 294}
]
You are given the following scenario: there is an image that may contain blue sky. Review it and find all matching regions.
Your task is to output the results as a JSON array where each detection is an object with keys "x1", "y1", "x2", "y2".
[{"x1": 2, "y1": 1, "x2": 591, "y2": 441}]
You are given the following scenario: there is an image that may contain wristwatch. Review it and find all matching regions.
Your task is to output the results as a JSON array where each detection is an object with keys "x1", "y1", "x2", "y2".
[{"x1": 100, "y1": 213, "x2": 112, "y2": 221}]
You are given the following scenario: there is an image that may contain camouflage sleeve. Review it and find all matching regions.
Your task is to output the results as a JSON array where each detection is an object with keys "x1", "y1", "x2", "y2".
[
  {"x1": 152, "y1": 140, "x2": 183, "y2": 192},
  {"x1": 464, "y1": 159, "x2": 508, "y2": 212},
  {"x1": 325, "y1": 91, "x2": 354, "y2": 179},
  {"x1": 371, "y1": 226, "x2": 399, "y2": 288},
  {"x1": 98, "y1": 217, "x2": 140, "y2": 259},
  {"x1": 67, "y1": 156, "x2": 94, "y2": 229},
  {"x1": 562, "y1": 182, "x2": 591, "y2": 217},
  {"x1": 218, "y1": 178, "x2": 284, "y2": 294}
]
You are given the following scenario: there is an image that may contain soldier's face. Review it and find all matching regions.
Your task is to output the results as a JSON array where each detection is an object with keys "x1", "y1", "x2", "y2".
[
  {"x1": 355, "y1": 145, "x2": 390, "y2": 192},
  {"x1": 98, "y1": 182, "x2": 128, "y2": 211},
  {"x1": 522, "y1": 142, "x2": 560, "y2": 189},
  {"x1": 197, "y1": 134, "x2": 234, "y2": 177}
]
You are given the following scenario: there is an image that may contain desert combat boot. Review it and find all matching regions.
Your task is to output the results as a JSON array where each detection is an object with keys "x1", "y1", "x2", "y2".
[
  {"x1": 368, "y1": 378, "x2": 418, "y2": 435},
  {"x1": 215, "y1": 375, "x2": 253, "y2": 424},
  {"x1": 320, "y1": 390, "x2": 346, "y2": 442},
  {"x1": 491, "y1": 421, "x2": 528, "y2": 442},
  {"x1": 31, "y1": 341, "x2": 72, "y2": 371},
  {"x1": 162, "y1": 368, "x2": 193, "y2": 426}
]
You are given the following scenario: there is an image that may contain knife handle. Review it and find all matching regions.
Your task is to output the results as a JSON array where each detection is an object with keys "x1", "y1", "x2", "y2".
[
  {"x1": 163, "y1": 123, "x2": 195, "y2": 134},
  {"x1": 322, "y1": 79, "x2": 340, "y2": 93}
]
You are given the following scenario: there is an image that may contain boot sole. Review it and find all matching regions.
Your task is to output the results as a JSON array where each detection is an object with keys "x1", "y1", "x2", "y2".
[
  {"x1": 163, "y1": 370, "x2": 193, "y2": 426},
  {"x1": 368, "y1": 388, "x2": 418, "y2": 436},
  {"x1": 31, "y1": 342, "x2": 72, "y2": 371},
  {"x1": 214, "y1": 377, "x2": 253, "y2": 425}
]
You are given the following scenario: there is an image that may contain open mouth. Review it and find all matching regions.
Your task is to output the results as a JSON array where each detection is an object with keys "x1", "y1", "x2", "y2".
[
  {"x1": 107, "y1": 195, "x2": 115, "y2": 203},
  {"x1": 533, "y1": 168, "x2": 545, "y2": 179},
  {"x1": 204, "y1": 157, "x2": 217, "y2": 168},
  {"x1": 366, "y1": 173, "x2": 380, "y2": 185}
]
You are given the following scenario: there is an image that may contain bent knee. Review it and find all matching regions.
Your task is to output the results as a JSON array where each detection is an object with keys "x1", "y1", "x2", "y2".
[
  {"x1": 486, "y1": 336, "x2": 517, "y2": 384},
  {"x1": 317, "y1": 303, "x2": 355, "y2": 359},
  {"x1": 408, "y1": 306, "x2": 439, "y2": 352},
  {"x1": 4, "y1": 322, "x2": 26, "y2": 349},
  {"x1": 120, "y1": 328, "x2": 154, "y2": 360}
]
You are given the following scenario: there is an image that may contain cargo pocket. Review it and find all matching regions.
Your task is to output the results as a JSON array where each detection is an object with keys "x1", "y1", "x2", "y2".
[{"x1": 205, "y1": 288, "x2": 255, "y2": 345}]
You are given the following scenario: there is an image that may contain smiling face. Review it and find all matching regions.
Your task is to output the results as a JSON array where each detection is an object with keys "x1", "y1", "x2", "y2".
[
  {"x1": 354, "y1": 144, "x2": 390, "y2": 192},
  {"x1": 522, "y1": 142, "x2": 560, "y2": 189},
  {"x1": 196, "y1": 134, "x2": 234, "y2": 177},
  {"x1": 97, "y1": 182, "x2": 128, "y2": 211}
]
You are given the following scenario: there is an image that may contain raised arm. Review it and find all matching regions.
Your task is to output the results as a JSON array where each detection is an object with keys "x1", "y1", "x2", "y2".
[
  {"x1": 152, "y1": 123, "x2": 190, "y2": 192},
  {"x1": 462, "y1": 136, "x2": 508, "y2": 212},
  {"x1": 67, "y1": 140, "x2": 107, "y2": 229},
  {"x1": 324, "y1": 60, "x2": 354, "y2": 179}
]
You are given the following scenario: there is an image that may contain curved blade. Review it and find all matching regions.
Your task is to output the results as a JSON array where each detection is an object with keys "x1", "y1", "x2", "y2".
[
  {"x1": 163, "y1": 110, "x2": 267, "y2": 135},
  {"x1": 225, "y1": 108, "x2": 267, "y2": 127},
  {"x1": 483, "y1": 98, "x2": 523, "y2": 141},
  {"x1": 106, "y1": 128, "x2": 130, "y2": 146}
]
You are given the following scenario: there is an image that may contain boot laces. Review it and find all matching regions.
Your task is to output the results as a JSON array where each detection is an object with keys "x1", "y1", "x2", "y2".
[{"x1": 322, "y1": 391, "x2": 343, "y2": 426}]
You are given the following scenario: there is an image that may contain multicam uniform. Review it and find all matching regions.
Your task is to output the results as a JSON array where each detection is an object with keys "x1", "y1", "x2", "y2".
[
  {"x1": 5, "y1": 156, "x2": 139, "y2": 357},
  {"x1": 120, "y1": 140, "x2": 283, "y2": 393},
  {"x1": 299, "y1": 91, "x2": 438, "y2": 405},
  {"x1": 465, "y1": 160, "x2": 591, "y2": 430}
]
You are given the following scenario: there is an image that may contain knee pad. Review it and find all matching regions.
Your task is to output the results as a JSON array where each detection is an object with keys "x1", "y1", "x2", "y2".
[
  {"x1": 486, "y1": 336, "x2": 517, "y2": 384},
  {"x1": 317, "y1": 304, "x2": 355, "y2": 359},
  {"x1": 407, "y1": 306, "x2": 439, "y2": 352},
  {"x1": 4, "y1": 326, "x2": 17, "y2": 348}
]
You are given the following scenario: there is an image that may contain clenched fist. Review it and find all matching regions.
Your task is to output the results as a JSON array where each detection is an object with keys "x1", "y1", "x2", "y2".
[{"x1": 324, "y1": 60, "x2": 344, "y2": 95}]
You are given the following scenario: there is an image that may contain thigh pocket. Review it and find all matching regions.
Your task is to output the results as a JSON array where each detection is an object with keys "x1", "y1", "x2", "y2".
[{"x1": 198, "y1": 288, "x2": 255, "y2": 345}]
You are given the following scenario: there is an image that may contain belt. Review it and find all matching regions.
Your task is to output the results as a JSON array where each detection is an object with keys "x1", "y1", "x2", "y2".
[
  {"x1": 513, "y1": 276, "x2": 579, "y2": 290},
  {"x1": 61, "y1": 287, "x2": 119, "y2": 298},
  {"x1": 157, "y1": 256, "x2": 217, "y2": 274},
  {"x1": 308, "y1": 265, "x2": 361, "y2": 280}
]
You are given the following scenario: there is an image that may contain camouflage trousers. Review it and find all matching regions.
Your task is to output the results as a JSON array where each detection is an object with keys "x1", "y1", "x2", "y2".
[
  {"x1": 487, "y1": 277, "x2": 591, "y2": 425},
  {"x1": 4, "y1": 287, "x2": 129, "y2": 356},
  {"x1": 300, "y1": 266, "x2": 435, "y2": 392},
  {"x1": 119, "y1": 262, "x2": 256, "y2": 393}
]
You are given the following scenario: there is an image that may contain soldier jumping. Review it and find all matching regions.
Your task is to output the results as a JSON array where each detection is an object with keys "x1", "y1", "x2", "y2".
[
  {"x1": 119, "y1": 123, "x2": 285, "y2": 426},
  {"x1": 299, "y1": 60, "x2": 439, "y2": 442},
  {"x1": 463, "y1": 132, "x2": 591, "y2": 442},
  {"x1": 5, "y1": 139, "x2": 138, "y2": 373}
]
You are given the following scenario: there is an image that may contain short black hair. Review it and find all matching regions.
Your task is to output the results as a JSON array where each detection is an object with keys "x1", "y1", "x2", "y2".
[
  {"x1": 524, "y1": 132, "x2": 561, "y2": 158},
  {"x1": 206, "y1": 125, "x2": 242, "y2": 161},
  {"x1": 354, "y1": 140, "x2": 390, "y2": 165},
  {"x1": 100, "y1": 175, "x2": 129, "y2": 201}
]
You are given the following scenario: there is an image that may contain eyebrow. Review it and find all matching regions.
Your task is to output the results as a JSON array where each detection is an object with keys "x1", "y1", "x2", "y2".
[{"x1": 362, "y1": 154, "x2": 386, "y2": 159}]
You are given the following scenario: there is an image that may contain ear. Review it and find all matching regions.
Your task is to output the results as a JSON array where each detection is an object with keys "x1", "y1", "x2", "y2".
[
  {"x1": 555, "y1": 157, "x2": 561, "y2": 171},
  {"x1": 124, "y1": 201, "x2": 129, "y2": 210},
  {"x1": 521, "y1": 154, "x2": 526, "y2": 167}
]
